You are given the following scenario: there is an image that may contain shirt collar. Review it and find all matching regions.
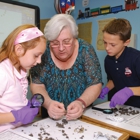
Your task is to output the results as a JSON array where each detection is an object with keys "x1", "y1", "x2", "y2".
[
  {"x1": 6, "y1": 59, "x2": 27, "y2": 79},
  {"x1": 13, "y1": 67, "x2": 27, "y2": 79},
  {"x1": 108, "y1": 47, "x2": 128, "y2": 62}
]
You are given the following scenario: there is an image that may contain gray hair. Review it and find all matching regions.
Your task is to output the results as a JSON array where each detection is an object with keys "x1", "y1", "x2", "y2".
[{"x1": 44, "y1": 14, "x2": 78, "y2": 41}]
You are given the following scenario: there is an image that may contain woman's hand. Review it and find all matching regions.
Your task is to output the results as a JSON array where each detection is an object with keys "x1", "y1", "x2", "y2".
[
  {"x1": 47, "y1": 100, "x2": 66, "y2": 120},
  {"x1": 66, "y1": 100, "x2": 84, "y2": 121}
]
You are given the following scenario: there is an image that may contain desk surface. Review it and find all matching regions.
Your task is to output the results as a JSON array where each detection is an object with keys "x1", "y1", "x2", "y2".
[
  {"x1": 1, "y1": 117, "x2": 129, "y2": 140},
  {"x1": 82, "y1": 101, "x2": 140, "y2": 139},
  {"x1": 81, "y1": 119, "x2": 129, "y2": 140}
]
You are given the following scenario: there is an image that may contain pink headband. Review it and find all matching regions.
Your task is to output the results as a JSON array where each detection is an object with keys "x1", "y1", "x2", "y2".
[{"x1": 14, "y1": 27, "x2": 44, "y2": 45}]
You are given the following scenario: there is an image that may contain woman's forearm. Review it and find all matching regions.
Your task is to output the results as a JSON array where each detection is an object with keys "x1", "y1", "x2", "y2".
[{"x1": 79, "y1": 83, "x2": 102, "y2": 107}]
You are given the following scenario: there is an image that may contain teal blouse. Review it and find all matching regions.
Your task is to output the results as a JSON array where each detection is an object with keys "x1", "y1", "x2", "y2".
[{"x1": 30, "y1": 38, "x2": 102, "y2": 108}]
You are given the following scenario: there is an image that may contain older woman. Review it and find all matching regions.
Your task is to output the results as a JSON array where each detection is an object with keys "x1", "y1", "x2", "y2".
[{"x1": 30, "y1": 14, "x2": 102, "y2": 121}]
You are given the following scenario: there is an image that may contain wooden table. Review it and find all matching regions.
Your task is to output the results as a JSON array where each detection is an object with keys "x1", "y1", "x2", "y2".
[{"x1": 82, "y1": 101, "x2": 140, "y2": 139}]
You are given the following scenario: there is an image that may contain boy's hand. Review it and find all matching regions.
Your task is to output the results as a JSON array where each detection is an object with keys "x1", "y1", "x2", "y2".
[
  {"x1": 110, "y1": 87, "x2": 133, "y2": 108},
  {"x1": 99, "y1": 87, "x2": 109, "y2": 99}
]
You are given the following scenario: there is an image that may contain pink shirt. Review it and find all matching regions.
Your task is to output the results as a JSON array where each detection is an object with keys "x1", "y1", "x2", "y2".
[{"x1": 0, "y1": 59, "x2": 28, "y2": 132}]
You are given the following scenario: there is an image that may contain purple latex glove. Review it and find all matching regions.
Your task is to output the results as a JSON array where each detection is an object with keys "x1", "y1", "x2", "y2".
[
  {"x1": 99, "y1": 87, "x2": 109, "y2": 99},
  {"x1": 11, "y1": 105, "x2": 39, "y2": 125},
  {"x1": 110, "y1": 87, "x2": 133, "y2": 108},
  {"x1": 27, "y1": 100, "x2": 31, "y2": 107}
]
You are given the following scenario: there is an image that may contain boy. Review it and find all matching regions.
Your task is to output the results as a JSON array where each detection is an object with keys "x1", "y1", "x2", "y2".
[{"x1": 99, "y1": 18, "x2": 140, "y2": 108}]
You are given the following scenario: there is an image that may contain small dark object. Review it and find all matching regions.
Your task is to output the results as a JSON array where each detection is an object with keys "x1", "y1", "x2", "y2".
[{"x1": 62, "y1": 119, "x2": 68, "y2": 125}]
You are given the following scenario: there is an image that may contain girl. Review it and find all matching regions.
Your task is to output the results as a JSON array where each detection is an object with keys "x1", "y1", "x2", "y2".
[{"x1": 0, "y1": 24, "x2": 46, "y2": 132}]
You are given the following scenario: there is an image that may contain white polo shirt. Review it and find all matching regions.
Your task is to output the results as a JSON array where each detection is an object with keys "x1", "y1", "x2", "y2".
[{"x1": 0, "y1": 59, "x2": 28, "y2": 132}]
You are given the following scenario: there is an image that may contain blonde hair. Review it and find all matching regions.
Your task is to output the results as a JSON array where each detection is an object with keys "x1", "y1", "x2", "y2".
[{"x1": 0, "y1": 24, "x2": 46, "y2": 66}]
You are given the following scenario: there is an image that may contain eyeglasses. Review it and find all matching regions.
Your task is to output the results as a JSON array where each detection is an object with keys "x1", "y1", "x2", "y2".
[{"x1": 50, "y1": 38, "x2": 73, "y2": 48}]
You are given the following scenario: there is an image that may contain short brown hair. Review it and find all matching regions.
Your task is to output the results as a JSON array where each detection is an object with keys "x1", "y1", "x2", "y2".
[{"x1": 102, "y1": 18, "x2": 132, "y2": 42}]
